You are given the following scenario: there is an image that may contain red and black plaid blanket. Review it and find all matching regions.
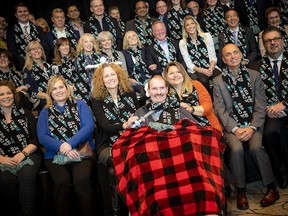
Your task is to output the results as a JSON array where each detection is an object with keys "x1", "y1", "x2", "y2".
[{"x1": 112, "y1": 119, "x2": 226, "y2": 216}]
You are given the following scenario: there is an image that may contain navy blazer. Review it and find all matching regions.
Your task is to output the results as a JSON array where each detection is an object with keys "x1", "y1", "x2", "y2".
[
  {"x1": 46, "y1": 27, "x2": 80, "y2": 61},
  {"x1": 145, "y1": 38, "x2": 187, "y2": 75},
  {"x1": 121, "y1": 48, "x2": 152, "y2": 77}
]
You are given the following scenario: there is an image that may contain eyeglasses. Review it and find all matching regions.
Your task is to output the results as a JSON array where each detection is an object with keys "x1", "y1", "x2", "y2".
[
  {"x1": 136, "y1": 6, "x2": 147, "y2": 11},
  {"x1": 224, "y1": 49, "x2": 240, "y2": 58},
  {"x1": 263, "y1": 36, "x2": 282, "y2": 44}
]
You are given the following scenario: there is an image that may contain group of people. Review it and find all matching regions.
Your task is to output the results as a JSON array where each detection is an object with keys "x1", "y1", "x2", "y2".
[{"x1": 0, "y1": 0, "x2": 288, "y2": 215}]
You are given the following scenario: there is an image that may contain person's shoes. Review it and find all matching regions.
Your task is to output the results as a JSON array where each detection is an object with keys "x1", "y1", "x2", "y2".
[
  {"x1": 237, "y1": 190, "x2": 249, "y2": 210},
  {"x1": 278, "y1": 176, "x2": 288, "y2": 189},
  {"x1": 260, "y1": 188, "x2": 280, "y2": 207}
]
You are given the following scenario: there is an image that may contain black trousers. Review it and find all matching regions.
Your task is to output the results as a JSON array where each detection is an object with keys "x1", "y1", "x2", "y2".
[
  {"x1": 263, "y1": 116, "x2": 288, "y2": 178},
  {"x1": 44, "y1": 157, "x2": 95, "y2": 216},
  {"x1": 0, "y1": 150, "x2": 43, "y2": 216}
]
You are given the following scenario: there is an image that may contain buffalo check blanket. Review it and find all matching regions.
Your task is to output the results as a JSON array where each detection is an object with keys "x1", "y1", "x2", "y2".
[{"x1": 112, "y1": 119, "x2": 226, "y2": 216}]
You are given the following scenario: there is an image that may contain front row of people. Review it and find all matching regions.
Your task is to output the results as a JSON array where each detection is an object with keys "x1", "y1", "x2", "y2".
[{"x1": 0, "y1": 27, "x2": 287, "y2": 215}]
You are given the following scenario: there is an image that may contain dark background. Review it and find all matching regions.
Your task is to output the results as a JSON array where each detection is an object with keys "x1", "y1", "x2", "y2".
[{"x1": 2, "y1": 0, "x2": 158, "y2": 27}]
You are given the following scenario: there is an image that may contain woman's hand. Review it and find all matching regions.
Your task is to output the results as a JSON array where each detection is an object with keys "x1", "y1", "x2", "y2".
[
  {"x1": 12, "y1": 152, "x2": 26, "y2": 164},
  {"x1": 1, "y1": 157, "x2": 18, "y2": 167},
  {"x1": 129, "y1": 78, "x2": 138, "y2": 84},
  {"x1": 123, "y1": 115, "x2": 139, "y2": 129},
  {"x1": 180, "y1": 102, "x2": 193, "y2": 113},
  {"x1": 60, "y1": 142, "x2": 72, "y2": 155},
  {"x1": 200, "y1": 68, "x2": 213, "y2": 77},
  {"x1": 66, "y1": 149, "x2": 80, "y2": 159}
]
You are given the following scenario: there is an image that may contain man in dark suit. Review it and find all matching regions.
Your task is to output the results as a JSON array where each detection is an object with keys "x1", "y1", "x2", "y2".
[
  {"x1": 260, "y1": 26, "x2": 288, "y2": 189},
  {"x1": 218, "y1": 9, "x2": 259, "y2": 69},
  {"x1": 126, "y1": 0, "x2": 158, "y2": 47},
  {"x1": 213, "y1": 43, "x2": 279, "y2": 210},
  {"x1": 233, "y1": 0, "x2": 272, "y2": 35},
  {"x1": 46, "y1": 8, "x2": 80, "y2": 61},
  {"x1": 83, "y1": 0, "x2": 123, "y2": 50},
  {"x1": 7, "y1": 2, "x2": 49, "y2": 71},
  {"x1": 145, "y1": 20, "x2": 186, "y2": 75}
]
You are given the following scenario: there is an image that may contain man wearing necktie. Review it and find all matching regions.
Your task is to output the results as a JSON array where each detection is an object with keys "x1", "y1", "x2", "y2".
[
  {"x1": 260, "y1": 26, "x2": 288, "y2": 190},
  {"x1": 218, "y1": 9, "x2": 259, "y2": 69}
]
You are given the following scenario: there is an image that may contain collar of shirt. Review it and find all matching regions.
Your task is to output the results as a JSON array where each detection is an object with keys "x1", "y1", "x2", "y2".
[
  {"x1": 19, "y1": 22, "x2": 30, "y2": 33},
  {"x1": 268, "y1": 53, "x2": 283, "y2": 71},
  {"x1": 56, "y1": 28, "x2": 66, "y2": 39},
  {"x1": 229, "y1": 26, "x2": 239, "y2": 34},
  {"x1": 156, "y1": 38, "x2": 168, "y2": 46}
]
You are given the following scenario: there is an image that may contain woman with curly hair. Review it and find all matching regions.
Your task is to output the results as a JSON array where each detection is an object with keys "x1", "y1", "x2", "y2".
[{"x1": 91, "y1": 62, "x2": 139, "y2": 216}]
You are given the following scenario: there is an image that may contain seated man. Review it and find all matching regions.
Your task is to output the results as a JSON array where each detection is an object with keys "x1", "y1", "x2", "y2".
[
  {"x1": 260, "y1": 26, "x2": 288, "y2": 189},
  {"x1": 145, "y1": 21, "x2": 186, "y2": 76},
  {"x1": 218, "y1": 9, "x2": 259, "y2": 69},
  {"x1": 213, "y1": 43, "x2": 279, "y2": 210},
  {"x1": 134, "y1": 75, "x2": 194, "y2": 125},
  {"x1": 113, "y1": 75, "x2": 227, "y2": 215}
]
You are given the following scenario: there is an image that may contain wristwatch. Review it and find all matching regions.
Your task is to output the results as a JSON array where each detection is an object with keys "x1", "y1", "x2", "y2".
[{"x1": 22, "y1": 150, "x2": 29, "y2": 158}]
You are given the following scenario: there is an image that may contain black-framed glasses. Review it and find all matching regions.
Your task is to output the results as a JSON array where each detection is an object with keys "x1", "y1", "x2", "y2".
[{"x1": 263, "y1": 36, "x2": 282, "y2": 44}]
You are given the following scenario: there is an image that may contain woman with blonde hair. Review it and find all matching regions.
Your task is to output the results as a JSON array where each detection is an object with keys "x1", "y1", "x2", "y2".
[
  {"x1": 35, "y1": 18, "x2": 50, "y2": 33},
  {"x1": 96, "y1": 31, "x2": 127, "y2": 72},
  {"x1": 179, "y1": 15, "x2": 220, "y2": 94},
  {"x1": 75, "y1": 33, "x2": 102, "y2": 105},
  {"x1": 23, "y1": 40, "x2": 53, "y2": 110},
  {"x1": 122, "y1": 30, "x2": 151, "y2": 96},
  {"x1": 163, "y1": 61, "x2": 222, "y2": 132},
  {"x1": 37, "y1": 75, "x2": 95, "y2": 216},
  {"x1": 91, "y1": 62, "x2": 139, "y2": 215}
]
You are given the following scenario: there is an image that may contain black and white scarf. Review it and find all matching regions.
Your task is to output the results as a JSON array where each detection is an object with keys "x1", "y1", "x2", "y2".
[
  {"x1": 134, "y1": 15, "x2": 154, "y2": 46},
  {"x1": 51, "y1": 56, "x2": 77, "y2": 86},
  {"x1": 13, "y1": 23, "x2": 41, "y2": 60},
  {"x1": 166, "y1": 7, "x2": 188, "y2": 40},
  {"x1": 222, "y1": 65, "x2": 253, "y2": 127},
  {"x1": 277, "y1": 1, "x2": 288, "y2": 25},
  {"x1": 74, "y1": 51, "x2": 101, "y2": 104},
  {"x1": 244, "y1": 0, "x2": 260, "y2": 34},
  {"x1": 187, "y1": 35, "x2": 210, "y2": 68},
  {"x1": 128, "y1": 48, "x2": 151, "y2": 83},
  {"x1": 260, "y1": 53, "x2": 288, "y2": 105},
  {"x1": 102, "y1": 92, "x2": 138, "y2": 145},
  {"x1": 89, "y1": 13, "x2": 117, "y2": 42},
  {"x1": 0, "y1": 68, "x2": 23, "y2": 87},
  {"x1": 119, "y1": 20, "x2": 125, "y2": 36},
  {"x1": 48, "y1": 98, "x2": 80, "y2": 142},
  {"x1": 153, "y1": 38, "x2": 176, "y2": 69},
  {"x1": 203, "y1": 6, "x2": 226, "y2": 39},
  {"x1": 223, "y1": 25, "x2": 248, "y2": 59},
  {"x1": 24, "y1": 61, "x2": 52, "y2": 98},
  {"x1": 146, "y1": 96, "x2": 181, "y2": 125},
  {"x1": 169, "y1": 87, "x2": 210, "y2": 127},
  {"x1": 101, "y1": 50, "x2": 120, "y2": 62},
  {"x1": 0, "y1": 105, "x2": 29, "y2": 157},
  {"x1": 51, "y1": 24, "x2": 78, "y2": 51}
]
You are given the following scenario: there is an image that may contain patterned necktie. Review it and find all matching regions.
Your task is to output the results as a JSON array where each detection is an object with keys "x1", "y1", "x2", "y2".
[
  {"x1": 23, "y1": 25, "x2": 30, "y2": 42},
  {"x1": 232, "y1": 31, "x2": 238, "y2": 45},
  {"x1": 273, "y1": 60, "x2": 279, "y2": 93}
]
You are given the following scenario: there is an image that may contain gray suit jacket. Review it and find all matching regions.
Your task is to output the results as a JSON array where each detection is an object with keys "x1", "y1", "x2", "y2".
[{"x1": 213, "y1": 67, "x2": 267, "y2": 132}]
